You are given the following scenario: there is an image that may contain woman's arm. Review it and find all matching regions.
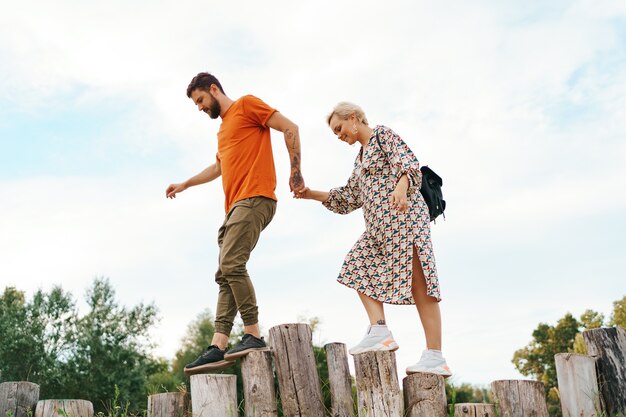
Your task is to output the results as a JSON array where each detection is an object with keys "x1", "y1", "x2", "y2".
[{"x1": 295, "y1": 187, "x2": 329, "y2": 203}]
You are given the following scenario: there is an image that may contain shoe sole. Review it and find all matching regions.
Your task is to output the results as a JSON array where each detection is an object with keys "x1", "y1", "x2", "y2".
[
  {"x1": 184, "y1": 360, "x2": 235, "y2": 375},
  {"x1": 224, "y1": 346, "x2": 270, "y2": 361},
  {"x1": 349, "y1": 343, "x2": 399, "y2": 355},
  {"x1": 405, "y1": 368, "x2": 452, "y2": 378}
]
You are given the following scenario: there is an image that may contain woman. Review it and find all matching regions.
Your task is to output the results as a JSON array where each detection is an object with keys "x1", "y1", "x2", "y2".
[{"x1": 296, "y1": 102, "x2": 451, "y2": 376}]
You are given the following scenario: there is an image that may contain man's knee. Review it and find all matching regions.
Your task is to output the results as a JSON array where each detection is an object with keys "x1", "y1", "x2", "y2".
[{"x1": 220, "y1": 259, "x2": 248, "y2": 278}]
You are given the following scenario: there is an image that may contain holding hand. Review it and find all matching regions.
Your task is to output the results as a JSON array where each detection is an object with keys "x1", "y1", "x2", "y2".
[
  {"x1": 294, "y1": 186, "x2": 311, "y2": 199},
  {"x1": 293, "y1": 186, "x2": 329, "y2": 203}
]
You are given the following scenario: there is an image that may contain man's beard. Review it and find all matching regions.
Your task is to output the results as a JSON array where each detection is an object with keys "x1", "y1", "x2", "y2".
[{"x1": 207, "y1": 98, "x2": 221, "y2": 119}]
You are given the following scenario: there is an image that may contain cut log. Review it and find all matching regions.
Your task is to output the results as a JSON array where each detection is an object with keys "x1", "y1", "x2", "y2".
[
  {"x1": 555, "y1": 353, "x2": 602, "y2": 417},
  {"x1": 490, "y1": 380, "x2": 549, "y2": 417},
  {"x1": 34, "y1": 400, "x2": 94, "y2": 417},
  {"x1": 0, "y1": 382, "x2": 39, "y2": 417},
  {"x1": 403, "y1": 373, "x2": 447, "y2": 417},
  {"x1": 240, "y1": 350, "x2": 277, "y2": 417},
  {"x1": 454, "y1": 403, "x2": 497, "y2": 417},
  {"x1": 268, "y1": 323, "x2": 325, "y2": 417},
  {"x1": 353, "y1": 351, "x2": 402, "y2": 417},
  {"x1": 325, "y1": 343, "x2": 354, "y2": 417},
  {"x1": 147, "y1": 392, "x2": 188, "y2": 417},
  {"x1": 190, "y1": 374, "x2": 237, "y2": 417},
  {"x1": 582, "y1": 327, "x2": 626, "y2": 415}
]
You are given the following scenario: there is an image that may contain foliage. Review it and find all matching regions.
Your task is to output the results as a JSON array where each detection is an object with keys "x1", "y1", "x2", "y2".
[
  {"x1": 512, "y1": 313, "x2": 581, "y2": 417},
  {"x1": 512, "y1": 296, "x2": 626, "y2": 417},
  {"x1": 446, "y1": 381, "x2": 490, "y2": 405},
  {"x1": 0, "y1": 278, "x2": 160, "y2": 414},
  {"x1": 609, "y1": 295, "x2": 626, "y2": 327},
  {"x1": 0, "y1": 286, "x2": 76, "y2": 388}
]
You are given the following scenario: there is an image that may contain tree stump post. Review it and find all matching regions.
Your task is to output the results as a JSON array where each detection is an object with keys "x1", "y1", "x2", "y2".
[
  {"x1": 554, "y1": 353, "x2": 602, "y2": 417},
  {"x1": 35, "y1": 400, "x2": 94, "y2": 417},
  {"x1": 190, "y1": 374, "x2": 237, "y2": 417},
  {"x1": 353, "y1": 351, "x2": 402, "y2": 417},
  {"x1": 325, "y1": 343, "x2": 354, "y2": 417},
  {"x1": 403, "y1": 373, "x2": 447, "y2": 417},
  {"x1": 490, "y1": 380, "x2": 549, "y2": 417},
  {"x1": 582, "y1": 326, "x2": 626, "y2": 415},
  {"x1": 268, "y1": 323, "x2": 325, "y2": 417},
  {"x1": 240, "y1": 350, "x2": 278, "y2": 417},
  {"x1": 0, "y1": 382, "x2": 39, "y2": 417},
  {"x1": 454, "y1": 403, "x2": 497, "y2": 417},
  {"x1": 147, "y1": 392, "x2": 188, "y2": 417}
]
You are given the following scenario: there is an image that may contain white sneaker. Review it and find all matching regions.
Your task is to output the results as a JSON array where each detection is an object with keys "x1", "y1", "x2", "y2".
[
  {"x1": 406, "y1": 350, "x2": 452, "y2": 377},
  {"x1": 348, "y1": 325, "x2": 399, "y2": 355}
]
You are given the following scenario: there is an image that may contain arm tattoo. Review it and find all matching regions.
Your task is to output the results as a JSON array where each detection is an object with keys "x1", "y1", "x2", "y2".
[
  {"x1": 291, "y1": 170, "x2": 303, "y2": 188},
  {"x1": 285, "y1": 128, "x2": 298, "y2": 150},
  {"x1": 291, "y1": 152, "x2": 301, "y2": 168}
]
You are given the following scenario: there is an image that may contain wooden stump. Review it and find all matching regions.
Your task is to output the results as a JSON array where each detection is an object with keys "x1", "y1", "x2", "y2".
[
  {"x1": 454, "y1": 403, "x2": 497, "y2": 417},
  {"x1": 0, "y1": 382, "x2": 39, "y2": 417},
  {"x1": 353, "y1": 351, "x2": 402, "y2": 417},
  {"x1": 555, "y1": 353, "x2": 602, "y2": 417},
  {"x1": 403, "y1": 373, "x2": 446, "y2": 417},
  {"x1": 240, "y1": 350, "x2": 277, "y2": 417},
  {"x1": 147, "y1": 392, "x2": 188, "y2": 417},
  {"x1": 582, "y1": 327, "x2": 626, "y2": 415},
  {"x1": 35, "y1": 400, "x2": 94, "y2": 417},
  {"x1": 325, "y1": 343, "x2": 354, "y2": 417},
  {"x1": 190, "y1": 374, "x2": 237, "y2": 417},
  {"x1": 269, "y1": 323, "x2": 325, "y2": 417},
  {"x1": 490, "y1": 380, "x2": 549, "y2": 417}
]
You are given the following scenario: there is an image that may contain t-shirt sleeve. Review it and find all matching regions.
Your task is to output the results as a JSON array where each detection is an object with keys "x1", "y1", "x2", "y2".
[{"x1": 242, "y1": 95, "x2": 277, "y2": 127}]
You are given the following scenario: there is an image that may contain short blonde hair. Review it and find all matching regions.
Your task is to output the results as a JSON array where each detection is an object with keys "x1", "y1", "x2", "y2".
[{"x1": 326, "y1": 102, "x2": 369, "y2": 126}]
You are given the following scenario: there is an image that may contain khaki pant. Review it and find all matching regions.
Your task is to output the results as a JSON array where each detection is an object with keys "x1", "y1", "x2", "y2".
[{"x1": 214, "y1": 196, "x2": 276, "y2": 335}]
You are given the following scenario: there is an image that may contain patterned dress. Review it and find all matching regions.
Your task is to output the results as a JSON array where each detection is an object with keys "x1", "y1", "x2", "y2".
[{"x1": 323, "y1": 125, "x2": 440, "y2": 304}]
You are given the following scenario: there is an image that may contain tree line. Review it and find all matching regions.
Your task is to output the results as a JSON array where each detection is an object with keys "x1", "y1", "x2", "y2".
[
  {"x1": 513, "y1": 295, "x2": 626, "y2": 417},
  {"x1": 7, "y1": 277, "x2": 595, "y2": 415}
]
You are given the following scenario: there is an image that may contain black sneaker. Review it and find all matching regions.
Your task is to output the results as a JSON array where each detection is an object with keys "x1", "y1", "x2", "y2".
[
  {"x1": 223, "y1": 334, "x2": 269, "y2": 360},
  {"x1": 184, "y1": 345, "x2": 234, "y2": 375}
]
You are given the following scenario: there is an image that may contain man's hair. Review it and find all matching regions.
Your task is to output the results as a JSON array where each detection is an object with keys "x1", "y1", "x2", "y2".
[{"x1": 186, "y1": 72, "x2": 225, "y2": 98}]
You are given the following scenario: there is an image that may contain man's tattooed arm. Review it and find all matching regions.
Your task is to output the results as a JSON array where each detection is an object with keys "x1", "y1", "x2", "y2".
[
  {"x1": 284, "y1": 127, "x2": 304, "y2": 191},
  {"x1": 265, "y1": 112, "x2": 305, "y2": 192}
]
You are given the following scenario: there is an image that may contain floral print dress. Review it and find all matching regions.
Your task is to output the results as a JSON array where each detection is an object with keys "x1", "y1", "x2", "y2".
[{"x1": 323, "y1": 125, "x2": 440, "y2": 304}]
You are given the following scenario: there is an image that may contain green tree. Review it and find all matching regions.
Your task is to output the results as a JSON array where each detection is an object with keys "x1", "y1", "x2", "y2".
[
  {"x1": 0, "y1": 286, "x2": 76, "y2": 387},
  {"x1": 609, "y1": 295, "x2": 626, "y2": 327},
  {"x1": 446, "y1": 381, "x2": 490, "y2": 406},
  {"x1": 61, "y1": 278, "x2": 158, "y2": 412},
  {"x1": 512, "y1": 313, "x2": 580, "y2": 417},
  {"x1": 1, "y1": 279, "x2": 162, "y2": 414}
]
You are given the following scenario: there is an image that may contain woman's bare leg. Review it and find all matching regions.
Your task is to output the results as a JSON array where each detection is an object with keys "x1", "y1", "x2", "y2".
[
  {"x1": 412, "y1": 246, "x2": 442, "y2": 350},
  {"x1": 357, "y1": 291, "x2": 386, "y2": 325}
]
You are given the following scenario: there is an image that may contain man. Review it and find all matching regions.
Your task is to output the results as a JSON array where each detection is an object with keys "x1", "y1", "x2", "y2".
[{"x1": 166, "y1": 72, "x2": 304, "y2": 374}]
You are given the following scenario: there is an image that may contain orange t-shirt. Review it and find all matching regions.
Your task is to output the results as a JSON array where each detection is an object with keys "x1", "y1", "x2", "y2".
[{"x1": 216, "y1": 95, "x2": 278, "y2": 213}]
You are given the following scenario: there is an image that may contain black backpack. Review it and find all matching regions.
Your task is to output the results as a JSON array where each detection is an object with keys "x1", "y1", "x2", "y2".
[{"x1": 419, "y1": 166, "x2": 446, "y2": 222}]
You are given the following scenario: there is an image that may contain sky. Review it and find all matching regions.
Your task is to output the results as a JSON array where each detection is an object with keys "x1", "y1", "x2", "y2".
[{"x1": 1, "y1": 0, "x2": 625, "y2": 387}]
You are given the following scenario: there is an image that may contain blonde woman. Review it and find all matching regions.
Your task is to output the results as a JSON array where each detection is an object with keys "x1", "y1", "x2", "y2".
[{"x1": 296, "y1": 102, "x2": 451, "y2": 376}]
